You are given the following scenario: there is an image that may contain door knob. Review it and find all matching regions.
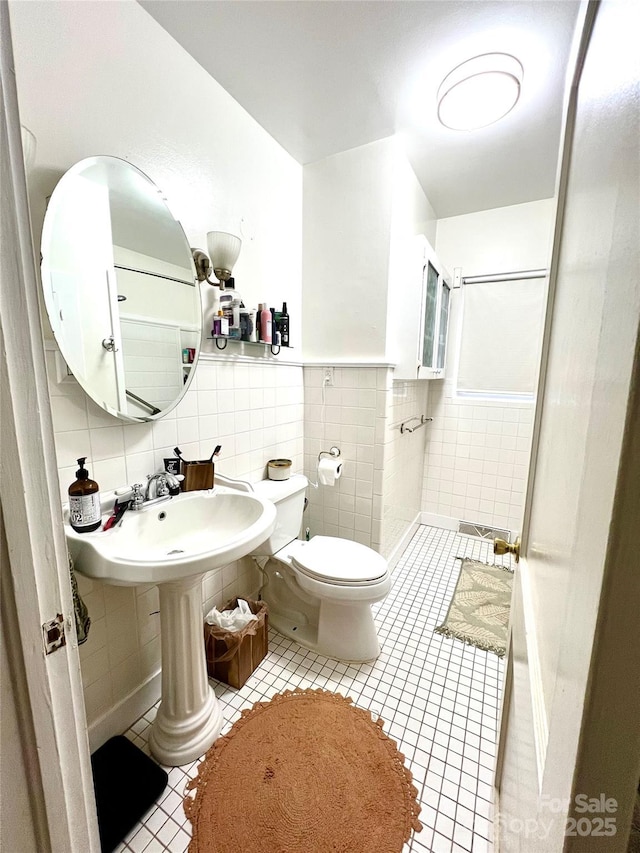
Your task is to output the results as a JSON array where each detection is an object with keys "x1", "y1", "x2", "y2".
[{"x1": 494, "y1": 536, "x2": 521, "y2": 563}]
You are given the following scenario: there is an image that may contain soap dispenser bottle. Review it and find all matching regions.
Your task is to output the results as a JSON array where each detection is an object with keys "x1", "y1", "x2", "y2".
[{"x1": 68, "y1": 457, "x2": 102, "y2": 533}]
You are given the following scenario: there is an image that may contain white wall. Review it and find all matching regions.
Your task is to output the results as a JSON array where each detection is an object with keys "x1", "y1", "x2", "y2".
[
  {"x1": 422, "y1": 199, "x2": 555, "y2": 533},
  {"x1": 436, "y1": 199, "x2": 555, "y2": 277},
  {"x1": 386, "y1": 148, "x2": 438, "y2": 370},
  {"x1": 10, "y1": 0, "x2": 304, "y2": 745},
  {"x1": 302, "y1": 136, "x2": 436, "y2": 361},
  {"x1": 10, "y1": 0, "x2": 302, "y2": 344},
  {"x1": 302, "y1": 139, "x2": 437, "y2": 559},
  {"x1": 303, "y1": 140, "x2": 394, "y2": 361}
]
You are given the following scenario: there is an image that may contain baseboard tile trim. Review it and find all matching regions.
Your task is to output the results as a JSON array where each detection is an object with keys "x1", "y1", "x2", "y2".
[
  {"x1": 87, "y1": 669, "x2": 162, "y2": 754},
  {"x1": 420, "y1": 512, "x2": 460, "y2": 531},
  {"x1": 386, "y1": 516, "x2": 421, "y2": 571}
]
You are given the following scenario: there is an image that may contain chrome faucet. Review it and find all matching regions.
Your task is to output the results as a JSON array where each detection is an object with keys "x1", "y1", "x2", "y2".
[
  {"x1": 125, "y1": 472, "x2": 182, "y2": 512},
  {"x1": 145, "y1": 472, "x2": 170, "y2": 501}
]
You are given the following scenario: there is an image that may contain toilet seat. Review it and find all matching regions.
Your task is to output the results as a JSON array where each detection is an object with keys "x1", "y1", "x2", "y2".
[{"x1": 290, "y1": 536, "x2": 388, "y2": 586}]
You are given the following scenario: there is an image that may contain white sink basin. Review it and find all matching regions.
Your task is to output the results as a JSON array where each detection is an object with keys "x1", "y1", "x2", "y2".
[{"x1": 65, "y1": 486, "x2": 276, "y2": 585}]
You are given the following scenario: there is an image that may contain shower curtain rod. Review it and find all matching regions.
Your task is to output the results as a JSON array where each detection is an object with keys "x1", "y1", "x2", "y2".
[{"x1": 461, "y1": 269, "x2": 547, "y2": 285}]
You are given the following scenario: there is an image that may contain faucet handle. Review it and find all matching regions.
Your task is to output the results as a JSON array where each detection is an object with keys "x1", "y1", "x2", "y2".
[
  {"x1": 156, "y1": 474, "x2": 169, "y2": 497},
  {"x1": 164, "y1": 471, "x2": 183, "y2": 495},
  {"x1": 131, "y1": 483, "x2": 144, "y2": 510}
]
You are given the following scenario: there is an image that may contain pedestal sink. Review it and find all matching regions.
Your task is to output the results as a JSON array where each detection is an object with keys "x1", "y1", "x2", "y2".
[{"x1": 65, "y1": 486, "x2": 276, "y2": 766}]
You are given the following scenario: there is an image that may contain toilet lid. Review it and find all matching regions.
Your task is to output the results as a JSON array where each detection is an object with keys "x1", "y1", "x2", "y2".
[{"x1": 291, "y1": 536, "x2": 388, "y2": 584}]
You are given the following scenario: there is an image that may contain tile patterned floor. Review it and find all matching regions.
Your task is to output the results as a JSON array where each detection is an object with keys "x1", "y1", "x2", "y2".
[{"x1": 115, "y1": 525, "x2": 507, "y2": 853}]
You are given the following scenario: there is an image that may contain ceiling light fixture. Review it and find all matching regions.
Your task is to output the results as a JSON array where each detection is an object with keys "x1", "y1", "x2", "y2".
[{"x1": 437, "y1": 53, "x2": 523, "y2": 131}]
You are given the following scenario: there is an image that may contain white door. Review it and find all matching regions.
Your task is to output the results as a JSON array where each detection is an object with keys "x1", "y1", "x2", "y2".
[
  {"x1": 495, "y1": 2, "x2": 640, "y2": 852},
  {"x1": 1, "y1": 7, "x2": 100, "y2": 851}
]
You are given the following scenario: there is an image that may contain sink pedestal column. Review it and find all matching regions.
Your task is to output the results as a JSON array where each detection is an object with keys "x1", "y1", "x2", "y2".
[{"x1": 148, "y1": 576, "x2": 223, "y2": 766}]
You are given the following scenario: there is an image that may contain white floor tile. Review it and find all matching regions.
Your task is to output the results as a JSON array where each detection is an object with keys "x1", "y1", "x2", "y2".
[{"x1": 117, "y1": 526, "x2": 505, "y2": 852}]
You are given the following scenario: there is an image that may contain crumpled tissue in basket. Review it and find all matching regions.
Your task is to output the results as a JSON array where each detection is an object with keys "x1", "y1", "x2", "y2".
[{"x1": 205, "y1": 598, "x2": 258, "y2": 631}]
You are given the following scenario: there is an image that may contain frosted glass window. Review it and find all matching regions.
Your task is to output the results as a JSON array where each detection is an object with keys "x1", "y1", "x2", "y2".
[
  {"x1": 437, "y1": 281, "x2": 450, "y2": 369},
  {"x1": 457, "y1": 278, "x2": 546, "y2": 395},
  {"x1": 422, "y1": 262, "x2": 438, "y2": 368}
]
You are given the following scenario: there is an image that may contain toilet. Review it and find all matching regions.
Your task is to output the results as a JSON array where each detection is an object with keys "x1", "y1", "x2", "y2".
[{"x1": 250, "y1": 474, "x2": 391, "y2": 662}]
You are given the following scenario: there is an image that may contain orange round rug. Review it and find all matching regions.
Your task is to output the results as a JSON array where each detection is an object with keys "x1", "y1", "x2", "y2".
[{"x1": 184, "y1": 688, "x2": 422, "y2": 852}]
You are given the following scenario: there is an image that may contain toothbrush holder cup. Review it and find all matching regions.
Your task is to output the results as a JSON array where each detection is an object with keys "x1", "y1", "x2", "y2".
[{"x1": 181, "y1": 460, "x2": 214, "y2": 491}]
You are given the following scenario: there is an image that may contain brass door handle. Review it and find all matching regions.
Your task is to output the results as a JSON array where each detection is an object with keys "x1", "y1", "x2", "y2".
[{"x1": 494, "y1": 536, "x2": 521, "y2": 562}]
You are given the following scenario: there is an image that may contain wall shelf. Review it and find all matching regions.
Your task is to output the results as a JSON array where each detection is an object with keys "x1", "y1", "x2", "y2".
[{"x1": 206, "y1": 336, "x2": 290, "y2": 356}]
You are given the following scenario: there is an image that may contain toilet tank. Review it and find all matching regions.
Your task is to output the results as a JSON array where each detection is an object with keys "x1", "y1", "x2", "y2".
[{"x1": 250, "y1": 474, "x2": 308, "y2": 555}]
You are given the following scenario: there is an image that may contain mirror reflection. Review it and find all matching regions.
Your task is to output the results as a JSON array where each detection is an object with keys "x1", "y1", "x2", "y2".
[{"x1": 41, "y1": 156, "x2": 201, "y2": 421}]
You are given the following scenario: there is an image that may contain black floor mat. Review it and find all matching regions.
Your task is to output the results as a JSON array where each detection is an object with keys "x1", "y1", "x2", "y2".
[{"x1": 91, "y1": 735, "x2": 168, "y2": 852}]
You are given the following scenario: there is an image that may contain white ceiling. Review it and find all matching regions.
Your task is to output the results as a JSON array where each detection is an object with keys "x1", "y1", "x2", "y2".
[{"x1": 139, "y1": 0, "x2": 580, "y2": 218}]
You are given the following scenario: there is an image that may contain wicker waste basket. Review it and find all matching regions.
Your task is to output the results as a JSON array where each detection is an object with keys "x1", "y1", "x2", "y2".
[{"x1": 204, "y1": 598, "x2": 268, "y2": 689}]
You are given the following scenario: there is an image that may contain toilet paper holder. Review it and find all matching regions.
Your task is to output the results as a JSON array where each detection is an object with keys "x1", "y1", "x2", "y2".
[
  {"x1": 308, "y1": 447, "x2": 342, "y2": 490},
  {"x1": 318, "y1": 446, "x2": 341, "y2": 461}
]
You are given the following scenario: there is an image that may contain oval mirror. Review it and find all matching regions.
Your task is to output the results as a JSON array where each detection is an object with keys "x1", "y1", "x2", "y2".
[{"x1": 41, "y1": 156, "x2": 201, "y2": 421}]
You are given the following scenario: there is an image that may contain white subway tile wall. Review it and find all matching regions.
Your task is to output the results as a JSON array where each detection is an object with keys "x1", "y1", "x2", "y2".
[
  {"x1": 303, "y1": 368, "x2": 432, "y2": 563},
  {"x1": 382, "y1": 380, "x2": 430, "y2": 558},
  {"x1": 303, "y1": 366, "x2": 391, "y2": 551},
  {"x1": 422, "y1": 379, "x2": 534, "y2": 533},
  {"x1": 47, "y1": 349, "x2": 303, "y2": 726}
]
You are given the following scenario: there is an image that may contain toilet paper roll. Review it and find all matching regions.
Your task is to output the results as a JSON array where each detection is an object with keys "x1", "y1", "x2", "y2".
[{"x1": 317, "y1": 457, "x2": 343, "y2": 486}]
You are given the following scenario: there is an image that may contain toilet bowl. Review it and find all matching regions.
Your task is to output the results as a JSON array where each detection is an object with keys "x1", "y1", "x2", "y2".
[{"x1": 250, "y1": 475, "x2": 391, "y2": 662}]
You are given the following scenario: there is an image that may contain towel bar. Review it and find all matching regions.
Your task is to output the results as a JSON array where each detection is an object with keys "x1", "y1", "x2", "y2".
[{"x1": 399, "y1": 415, "x2": 432, "y2": 434}]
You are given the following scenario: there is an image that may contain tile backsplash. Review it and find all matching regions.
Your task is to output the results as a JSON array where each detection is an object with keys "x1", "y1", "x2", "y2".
[{"x1": 50, "y1": 350, "x2": 304, "y2": 501}]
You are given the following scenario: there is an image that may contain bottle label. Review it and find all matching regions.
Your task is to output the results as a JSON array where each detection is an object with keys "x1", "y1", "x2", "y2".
[{"x1": 69, "y1": 493, "x2": 101, "y2": 528}]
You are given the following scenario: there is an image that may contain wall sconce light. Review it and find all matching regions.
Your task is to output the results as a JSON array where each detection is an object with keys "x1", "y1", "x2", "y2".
[
  {"x1": 191, "y1": 231, "x2": 242, "y2": 290},
  {"x1": 437, "y1": 53, "x2": 523, "y2": 131}
]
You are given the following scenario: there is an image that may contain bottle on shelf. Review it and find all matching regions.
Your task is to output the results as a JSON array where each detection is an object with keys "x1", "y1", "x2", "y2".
[
  {"x1": 220, "y1": 291, "x2": 233, "y2": 329},
  {"x1": 239, "y1": 309, "x2": 251, "y2": 342},
  {"x1": 211, "y1": 286, "x2": 221, "y2": 328},
  {"x1": 214, "y1": 309, "x2": 228, "y2": 336},
  {"x1": 229, "y1": 298, "x2": 242, "y2": 339},
  {"x1": 260, "y1": 303, "x2": 272, "y2": 344},
  {"x1": 270, "y1": 307, "x2": 280, "y2": 345},
  {"x1": 203, "y1": 284, "x2": 221, "y2": 334},
  {"x1": 256, "y1": 305, "x2": 263, "y2": 342},
  {"x1": 248, "y1": 309, "x2": 258, "y2": 342},
  {"x1": 279, "y1": 301, "x2": 290, "y2": 346}
]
